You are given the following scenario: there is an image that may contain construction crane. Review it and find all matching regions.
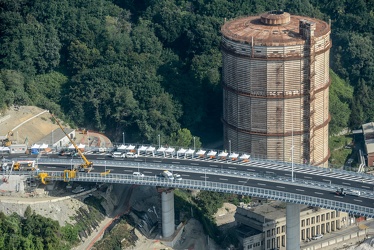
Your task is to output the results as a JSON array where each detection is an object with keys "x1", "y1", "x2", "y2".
[{"x1": 50, "y1": 112, "x2": 93, "y2": 172}]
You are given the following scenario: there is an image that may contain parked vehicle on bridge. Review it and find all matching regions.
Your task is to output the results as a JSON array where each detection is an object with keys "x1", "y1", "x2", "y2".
[
  {"x1": 112, "y1": 152, "x2": 123, "y2": 158},
  {"x1": 173, "y1": 173, "x2": 182, "y2": 181},
  {"x1": 133, "y1": 172, "x2": 144, "y2": 178},
  {"x1": 161, "y1": 170, "x2": 174, "y2": 180},
  {"x1": 312, "y1": 234, "x2": 323, "y2": 240},
  {"x1": 125, "y1": 152, "x2": 138, "y2": 158}
]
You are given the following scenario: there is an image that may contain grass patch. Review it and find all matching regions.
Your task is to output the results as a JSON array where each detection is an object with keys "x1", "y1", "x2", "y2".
[{"x1": 328, "y1": 135, "x2": 353, "y2": 168}]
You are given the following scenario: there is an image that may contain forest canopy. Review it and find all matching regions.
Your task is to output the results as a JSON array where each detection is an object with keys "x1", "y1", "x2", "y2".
[{"x1": 0, "y1": 0, "x2": 371, "y2": 144}]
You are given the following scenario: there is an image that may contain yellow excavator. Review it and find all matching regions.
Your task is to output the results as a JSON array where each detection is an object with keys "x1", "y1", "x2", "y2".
[
  {"x1": 50, "y1": 112, "x2": 93, "y2": 173},
  {"x1": 2, "y1": 131, "x2": 13, "y2": 147}
]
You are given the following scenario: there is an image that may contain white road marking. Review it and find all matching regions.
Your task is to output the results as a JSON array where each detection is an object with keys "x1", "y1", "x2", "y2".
[
  {"x1": 296, "y1": 189, "x2": 304, "y2": 192},
  {"x1": 219, "y1": 178, "x2": 228, "y2": 181},
  {"x1": 181, "y1": 174, "x2": 190, "y2": 177},
  {"x1": 314, "y1": 192, "x2": 324, "y2": 195},
  {"x1": 276, "y1": 186, "x2": 285, "y2": 189},
  {"x1": 361, "y1": 186, "x2": 370, "y2": 189},
  {"x1": 238, "y1": 181, "x2": 246, "y2": 183},
  {"x1": 354, "y1": 199, "x2": 362, "y2": 203},
  {"x1": 143, "y1": 171, "x2": 153, "y2": 174},
  {"x1": 342, "y1": 182, "x2": 351, "y2": 186},
  {"x1": 123, "y1": 169, "x2": 132, "y2": 172},
  {"x1": 304, "y1": 176, "x2": 312, "y2": 179},
  {"x1": 153, "y1": 160, "x2": 162, "y2": 163},
  {"x1": 266, "y1": 171, "x2": 274, "y2": 174},
  {"x1": 191, "y1": 163, "x2": 199, "y2": 165},
  {"x1": 228, "y1": 167, "x2": 236, "y2": 169},
  {"x1": 210, "y1": 165, "x2": 218, "y2": 167},
  {"x1": 46, "y1": 166, "x2": 56, "y2": 168},
  {"x1": 247, "y1": 169, "x2": 255, "y2": 172},
  {"x1": 172, "y1": 162, "x2": 180, "y2": 164},
  {"x1": 284, "y1": 173, "x2": 291, "y2": 176},
  {"x1": 257, "y1": 183, "x2": 266, "y2": 186},
  {"x1": 96, "y1": 157, "x2": 105, "y2": 160}
]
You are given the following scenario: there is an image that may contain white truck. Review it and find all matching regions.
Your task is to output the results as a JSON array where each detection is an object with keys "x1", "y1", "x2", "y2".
[{"x1": 161, "y1": 170, "x2": 174, "y2": 180}]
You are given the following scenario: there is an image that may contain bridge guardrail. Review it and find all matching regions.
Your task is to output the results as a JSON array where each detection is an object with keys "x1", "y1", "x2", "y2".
[
  {"x1": 11, "y1": 170, "x2": 374, "y2": 218},
  {"x1": 10, "y1": 158, "x2": 374, "y2": 199}
]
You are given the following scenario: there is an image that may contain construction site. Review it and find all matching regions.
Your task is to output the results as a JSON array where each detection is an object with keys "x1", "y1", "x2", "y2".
[{"x1": 0, "y1": 105, "x2": 223, "y2": 250}]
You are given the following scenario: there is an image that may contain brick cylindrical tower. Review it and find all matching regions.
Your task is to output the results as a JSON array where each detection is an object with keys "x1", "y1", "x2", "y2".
[{"x1": 221, "y1": 11, "x2": 331, "y2": 166}]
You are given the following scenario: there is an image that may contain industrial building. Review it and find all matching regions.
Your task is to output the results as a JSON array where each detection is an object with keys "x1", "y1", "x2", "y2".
[
  {"x1": 235, "y1": 201, "x2": 351, "y2": 250},
  {"x1": 221, "y1": 11, "x2": 331, "y2": 166}
]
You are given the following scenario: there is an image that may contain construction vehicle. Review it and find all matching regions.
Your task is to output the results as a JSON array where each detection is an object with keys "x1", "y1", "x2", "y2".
[
  {"x1": 13, "y1": 161, "x2": 37, "y2": 171},
  {"x1": 2, "y1": 131, "x2": 13, "y2": 147},
  {"x1": 50, "y1": 112, "x2": 93, "y2": 172}
]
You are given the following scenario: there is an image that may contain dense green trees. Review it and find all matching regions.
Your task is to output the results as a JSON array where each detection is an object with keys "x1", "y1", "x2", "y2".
[
  {"x1": 0, "y1": 0, "x2": 372, "y2": 144},
  {"x1": 0, "y1": 208, "x2": 74, "y2": 250}
]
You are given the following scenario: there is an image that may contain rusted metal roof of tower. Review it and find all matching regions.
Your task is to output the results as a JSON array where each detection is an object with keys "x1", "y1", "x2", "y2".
[{"x1": 221, "y1": 11, "x2": 330, "y2": 46}]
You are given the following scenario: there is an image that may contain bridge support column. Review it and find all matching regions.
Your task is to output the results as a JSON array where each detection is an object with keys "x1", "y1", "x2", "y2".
[
  {"x1": 286, "y1": 203, "x2": 300, "y2": 250},
  {"x1": 161, "y1": 189, "x2": 175, "y2": 238}
]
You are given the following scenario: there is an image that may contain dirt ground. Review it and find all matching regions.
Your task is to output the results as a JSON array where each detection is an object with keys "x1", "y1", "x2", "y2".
[
  {"x1": 0, "y1": 105, "x2": 112, "y2": 148},
  {"x1": 0, "y1": 106, "x2": 59, "y2": 146}
]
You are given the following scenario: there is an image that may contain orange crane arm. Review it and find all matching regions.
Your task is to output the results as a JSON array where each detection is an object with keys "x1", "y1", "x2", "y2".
[{"x1": 50, "y1": 112, "x2": 92, "y2": 170}]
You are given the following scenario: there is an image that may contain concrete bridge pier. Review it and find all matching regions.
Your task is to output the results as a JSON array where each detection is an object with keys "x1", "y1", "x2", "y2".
[
  {"x1": 286, "y1": 203, "x2": 300, "y2": 250},
  {"x1": 161, "y1": 189, "x2": 175, "y2": 238}
]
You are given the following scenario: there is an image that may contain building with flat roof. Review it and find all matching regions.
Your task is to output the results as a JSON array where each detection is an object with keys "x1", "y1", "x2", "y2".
[
  {"x1": 235, "y1": 201, "x2": 350, "y2": 250},
  {"x1": 35, "y1": 128, "x2": 75, "y2": 148}
]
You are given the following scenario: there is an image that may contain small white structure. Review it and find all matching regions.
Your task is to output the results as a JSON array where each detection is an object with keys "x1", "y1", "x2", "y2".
[
  {"x1": 146, "y1": 146, "x2": 155, "y2": 156},
  {"x1": 185, "y1": 149, "x2": 195, "y2": 158},
  {"x1": 218, "y1": 151, "x2": 228, "y2": 159},
  {"x1": 207, "y1": 150, "x2": 217, "y2": 159},
  {"x1": 0, "y1": 147, "x2": 10, "y2": 153},
  {"x1": 137, "y1": 145, "x2": 147, "y2": 155},
  {"x1": 165, "y1": 147, "x2": 175, "y2": 157},
  {"x1": 177, "y1": 148, "x2": 187, "y2": 158},
  {"x1": 157, "y1": 146, "x2": 166, "y2": 157},
  {"x1": 10, "y1": 144, "x2": 27, "y2": 154},
  {"x1": 196, "y1": 150, "x2": 206, "y2": 158},
  {"x1": 228, "y1": 153, "x2": 239, "y2": 160},
  {"x1": 240, "y1": 154, "x2": 251, "y2": 162},
  {"x1": 117, "y1": 144, "x2": 127, "y2": 152}
]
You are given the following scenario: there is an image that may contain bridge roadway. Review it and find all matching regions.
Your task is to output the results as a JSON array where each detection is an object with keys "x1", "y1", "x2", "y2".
[{"x1": 6, "y1": 153, "x2": 374, "y2": 218}]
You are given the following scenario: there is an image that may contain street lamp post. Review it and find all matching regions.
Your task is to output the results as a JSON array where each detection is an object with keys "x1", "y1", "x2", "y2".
[
  {"x1": 193, "y1": 137, "x2": 196, "y2": 151},
  {"x1": 51, "y1": 129, "x2": 54, "y2": 148},
  {"x1": 122, "y1": 132, "x2": 125, "y2": 145},
  {"x1": 158, "y1": 134, "x2": 161, "y2": 148},
  {"x1": 229, "y1": 140, "x2": 231, "y2": 155},
  {"x1": 291, "y1": 112, "x2": 294, "y2": 182}
]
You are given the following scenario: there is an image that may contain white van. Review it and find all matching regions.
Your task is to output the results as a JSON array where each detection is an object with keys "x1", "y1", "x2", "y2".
[
  {"x1": 112, "y1": 152, "x2": 123, "y2": 158},
  {"x1": 133, "y1": 172, "x2": 144, "y2": 178},
  {"x1": 125, "y1": 152, "x2": 138, "y2": 158}
]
